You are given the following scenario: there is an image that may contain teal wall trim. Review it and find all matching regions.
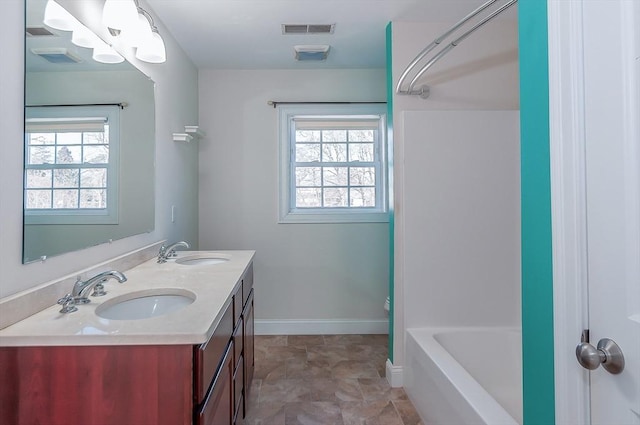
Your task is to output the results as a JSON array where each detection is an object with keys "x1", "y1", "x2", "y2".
[
  {"x1": 385, "y1": 22, "x2": 395, "y2": 362},
  {"x1": 519, "y1": 1, "x2": 555, "y2": 424}
]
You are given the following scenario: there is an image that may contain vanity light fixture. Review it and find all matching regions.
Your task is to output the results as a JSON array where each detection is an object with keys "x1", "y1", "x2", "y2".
[
  {"x1": 135, "y1": 29, "x2": 166, "y2": 63},
  {"x1": 71, "y1": 24, "x2": 101, "y2": 49},
  {"x1": 92, "y1": 42, "x2": 125, "y2": 64},
  {"x1": 43, "y1": 0, "x2": 165, "y2": 65},
  {"x1": 42, "y1": 0, "x2": 121, "y2": 62},
  {"x1": 102, "y1": 0, "x2": 167, "y2": 63},
  {"x1": 119, "y1": 13, "x2": 153, "y2": 48},
  {"x1": 43, "y1": 0, "x2": 76, "y2": 31},
  {"x1": 102, "y1": 0, "x2": 139, "y2": 35}
]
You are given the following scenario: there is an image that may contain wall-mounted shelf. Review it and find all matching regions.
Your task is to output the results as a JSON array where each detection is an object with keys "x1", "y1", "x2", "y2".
[
  {"x1": 173, "y1": 125, "x2": 206, "y2": 142},
  {"x1": 172, "y1": 133, "x2": 193, "y2": 143},
  {"x1": 185, "y1": 126, "x2": 206, "y2": 138}
]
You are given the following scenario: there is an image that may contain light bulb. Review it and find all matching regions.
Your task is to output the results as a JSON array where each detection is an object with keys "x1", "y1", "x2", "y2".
[
  {"x1": 43, "y1": 0, "x2": 76, "y2": 31},
  {"x1": 71, "y1": 24, "x2": 100, "y2": 49},
  {"x1": 120, "y1": 13, "x2": 153, "y2": 48},
  {"x1": 136, "y1": 31, "x2": 166, "y2": 63},
  {"x1": 93, "y1": 42, "x2": 125, "y2": 64},
  {"x1": 102, "y1": 0, "x2": 139, "y2": 32}
]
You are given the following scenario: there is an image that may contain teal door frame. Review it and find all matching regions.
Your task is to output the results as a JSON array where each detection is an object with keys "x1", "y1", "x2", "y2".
[
  {"x1": 386, "y1": 22, "x2": 395, "y2": 362},
  {"x1": 519, "y1": 1, "x2": 555, "y2": 424},
  {"x1": 386, "y1": 2, "x2": 556, "y2": 421}
]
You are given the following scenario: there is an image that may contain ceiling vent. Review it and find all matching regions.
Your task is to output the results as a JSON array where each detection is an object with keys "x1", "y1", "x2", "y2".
[
  {"x1": 26, "y1": 27, "x2": 56, "y2": 37},
  {"x1": 282, "y1": 24, "x2": 335, "y2": 35},
  {"x1": 30, "y1": 48, "x2": 82, "y2": 64},
  {"x1": 294, "y1": 45, "x2": 330, "y2": 61}
]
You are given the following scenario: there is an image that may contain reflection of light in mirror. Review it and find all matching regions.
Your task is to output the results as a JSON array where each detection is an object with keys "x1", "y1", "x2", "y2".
[
  {"x1": 102, "y1": 0, "x2": 139, "y2": 33},
  {"x1": 136, "y1": 31, "x2": 166, "y2": 64},
  {"x1": 120, "y1": 13, "x2": 153, "y2": 48},
  {"x1": 71, "y1": 24, "x2": 100, "y2": 49},
  {"x1": 43, "y1": 0, "x2": 75, "y2": 31},
  {"x1": 92, "y1": 43, "x2": 124, "y2": 64}
]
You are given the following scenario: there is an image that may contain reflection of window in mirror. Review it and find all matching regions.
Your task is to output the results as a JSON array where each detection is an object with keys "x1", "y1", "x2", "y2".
[{"x1": 24, "y1": 105, "x2": 120, "y2": 225}]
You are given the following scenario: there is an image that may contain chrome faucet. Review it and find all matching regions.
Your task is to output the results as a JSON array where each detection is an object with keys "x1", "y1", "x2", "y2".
[
  {"x1": 157, "y1": 241, "x2": 190, "y2": 263},
  {"x1": 71, "y1": 270, "x2": 127, "y2": 304}
]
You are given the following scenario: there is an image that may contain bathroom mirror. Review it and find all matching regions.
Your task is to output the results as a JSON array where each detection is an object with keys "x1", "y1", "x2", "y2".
[{"x1": 23, "y1": 0, "x2": 155, "y2": 263}]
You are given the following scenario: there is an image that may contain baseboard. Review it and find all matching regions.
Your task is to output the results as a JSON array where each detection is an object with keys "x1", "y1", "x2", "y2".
[
  {"x1": 255, "y1": 319, "x2": 388, "y2": 335},
  {"x1": 386, "y1": 359, "x2": 403, "y2": 388}
]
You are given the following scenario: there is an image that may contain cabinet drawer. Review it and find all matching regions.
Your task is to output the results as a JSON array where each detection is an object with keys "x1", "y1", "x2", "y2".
[
  {"x1": 233, "y1": 288, "x2": 242, "y2": 327},
  {"x1": 195, "y1": 342, "x2": 233, "y2": 425},
  {"x1": 242, "y1": 263, "x2": 254, "y2": 307},
  {"x1": 233, "y1": 354, "x2": 244, "y2": 418},
  {"x1": 233, "y1": 318, "x2": 243, "y2": 370},
  {"x1": 233, "y1": 394, "x2": 244, "y2": 425},
  {"x1": 194, "y1": 303, "x2": 233, "y2": 404},
  {"x1": 243, "y1": 290, "x2": 254, "y2": 409}
]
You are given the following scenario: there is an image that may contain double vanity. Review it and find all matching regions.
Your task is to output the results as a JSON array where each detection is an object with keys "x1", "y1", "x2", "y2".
[{"x1": 0, "y1": 249, "x2": 255, "y2": 425}]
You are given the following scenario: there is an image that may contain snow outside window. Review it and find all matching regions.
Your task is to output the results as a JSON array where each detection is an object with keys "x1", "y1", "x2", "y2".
[
  {"x1": 278, "y1": 103, "x2": 388, "y2": 223},
  {"x1": 24, "y1": 105, "x2": 120, "y2": 225}
]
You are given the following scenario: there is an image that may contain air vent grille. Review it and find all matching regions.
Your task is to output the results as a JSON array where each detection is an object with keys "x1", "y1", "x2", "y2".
[
  {"x1": 30, "y1": 48, "x2": 82, "y2": 64},
  {"x1": 307, "y1": 24, "x2": 334, "y2": 34},
  {"x1": 282, "y1": 24, "x2": 335, "y2": 35},
  {"x1": 26, "y1": 27, "x2": 56, "y2": 37},
  {"x1": 294, "y1": 45, "x2": 330, "y2": 61}
]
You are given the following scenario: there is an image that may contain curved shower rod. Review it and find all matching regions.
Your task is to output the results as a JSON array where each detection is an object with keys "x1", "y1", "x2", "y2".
[{"x1": 395, "y1": 0, "x2": 518, "y2": 99}]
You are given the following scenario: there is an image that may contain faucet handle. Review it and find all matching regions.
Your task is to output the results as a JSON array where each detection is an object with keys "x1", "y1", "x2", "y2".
[
  {"x1": 57, "y1": 294, "x2": 78, "y2": 314},
  {"x1": 92, "y1": 282, "x2": 107, "y2": 297},
  {"x1": 157, "y1": 245, "x2": 168, "y2": 263}
]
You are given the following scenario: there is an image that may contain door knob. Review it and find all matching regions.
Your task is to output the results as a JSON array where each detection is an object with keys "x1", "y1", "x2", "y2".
[{"x1": 576, "y1": 337, "x2": 625, "y2": 374}]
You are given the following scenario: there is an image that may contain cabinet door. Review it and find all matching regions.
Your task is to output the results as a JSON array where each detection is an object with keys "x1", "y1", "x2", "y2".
[
  {"x1": 233, "y1": 318, "x2": 243, "y2": 372},
  {"x1": 233, "y1": 353, "x2": 244, "y2": 423},
  {"x1": 196, "y1": 342, "x2": 233, "y2": 425},
  {"x1": 194, "y1": 303, "x2": 233, "y2": 405},
  {"x1": 0, "y1": 345, "x2": 193, "y2": 425},
  {"x1": 243, "y1": 289, "x2": 255, "y2": 411}
]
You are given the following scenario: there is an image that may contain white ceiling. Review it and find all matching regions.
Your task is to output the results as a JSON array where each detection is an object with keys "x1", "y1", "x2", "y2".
[{"x1": 144, "y1": 0, "x2": 518, "y2": 69}]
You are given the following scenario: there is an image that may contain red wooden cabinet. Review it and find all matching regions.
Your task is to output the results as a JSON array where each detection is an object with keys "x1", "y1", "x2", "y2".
[
  {"x1": 195, "y1": 305, "x2": 233, "y2": 405},
  {"x1": 0, "y1": 263, "x2": 255, "y2": 425},
  {"x1": 243, "y1": 289, "x2": 255, "y2": 410},
  {"x1": 0, "y1": 345, "x2": 193, "y2": 425},
  {"x1": 195, "y1": 342, "x2": 234, "y2": 425}
]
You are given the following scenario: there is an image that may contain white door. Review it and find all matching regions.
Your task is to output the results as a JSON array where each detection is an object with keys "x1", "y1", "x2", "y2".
[{"x1": 582, "y1": 1, "x2": 640, "y2": 423}]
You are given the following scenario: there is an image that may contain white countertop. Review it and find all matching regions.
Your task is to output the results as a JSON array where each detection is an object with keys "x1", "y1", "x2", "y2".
[{"x1": 0, "y1": 250, "x2": 255, "y2": 347}]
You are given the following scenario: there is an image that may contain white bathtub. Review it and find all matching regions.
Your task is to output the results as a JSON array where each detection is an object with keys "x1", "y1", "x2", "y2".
[{"x1": 405, "y1": 327, "x2": 522, "y2": 425}]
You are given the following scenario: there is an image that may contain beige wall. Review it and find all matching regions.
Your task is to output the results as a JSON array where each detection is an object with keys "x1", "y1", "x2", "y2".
[{"x1": 198, "y1": 69, "x2": 390, "y2": 333}]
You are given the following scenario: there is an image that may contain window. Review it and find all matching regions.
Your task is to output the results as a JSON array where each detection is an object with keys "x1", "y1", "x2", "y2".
[
  {"x1": 278, "y1": 103, "x2": 388, "y2": 223},
  {"x1": 24, "y1": 105, "x2": 120, "y2": 225}
]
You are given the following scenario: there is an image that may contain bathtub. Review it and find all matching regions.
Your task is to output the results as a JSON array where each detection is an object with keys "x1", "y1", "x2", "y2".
[{"x1": 405, "y1": 327, "x2": 522, "y2": 425}]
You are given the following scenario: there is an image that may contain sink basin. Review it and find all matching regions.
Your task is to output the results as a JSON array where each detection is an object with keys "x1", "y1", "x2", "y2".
[
  {"x1": 175, "y1": 254, "x2": 230, "y2": 266},
  {"x1": 95, "y1": 289, "x2": 196, "y2": 320}
]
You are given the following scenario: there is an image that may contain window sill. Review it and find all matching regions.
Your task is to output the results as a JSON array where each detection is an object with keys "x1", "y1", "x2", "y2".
[{"x1": 278, "y1": 211, "x2": 389, "y2": 224}]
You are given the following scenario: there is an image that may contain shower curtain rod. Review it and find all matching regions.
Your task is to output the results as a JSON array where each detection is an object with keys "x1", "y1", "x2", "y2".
[
  {"x1": 395, "y1": 0, "x2": 517, "y2": 99},
  {"x1": 267, "y1": 101, "x2": 385, "y2": 108}
]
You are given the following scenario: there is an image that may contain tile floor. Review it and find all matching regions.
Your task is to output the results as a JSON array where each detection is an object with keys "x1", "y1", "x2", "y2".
[{"x1": 244, "y1": 334, "x2": 423, "y2": 425}]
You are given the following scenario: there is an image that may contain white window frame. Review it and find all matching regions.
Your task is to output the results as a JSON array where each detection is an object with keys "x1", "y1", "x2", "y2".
[
  {"x1": 278, "y1": 103, "x2": 388, "y2": 223},
  {"x1": 24, "y1": 105, "x2": 120, "y2": 225}
]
